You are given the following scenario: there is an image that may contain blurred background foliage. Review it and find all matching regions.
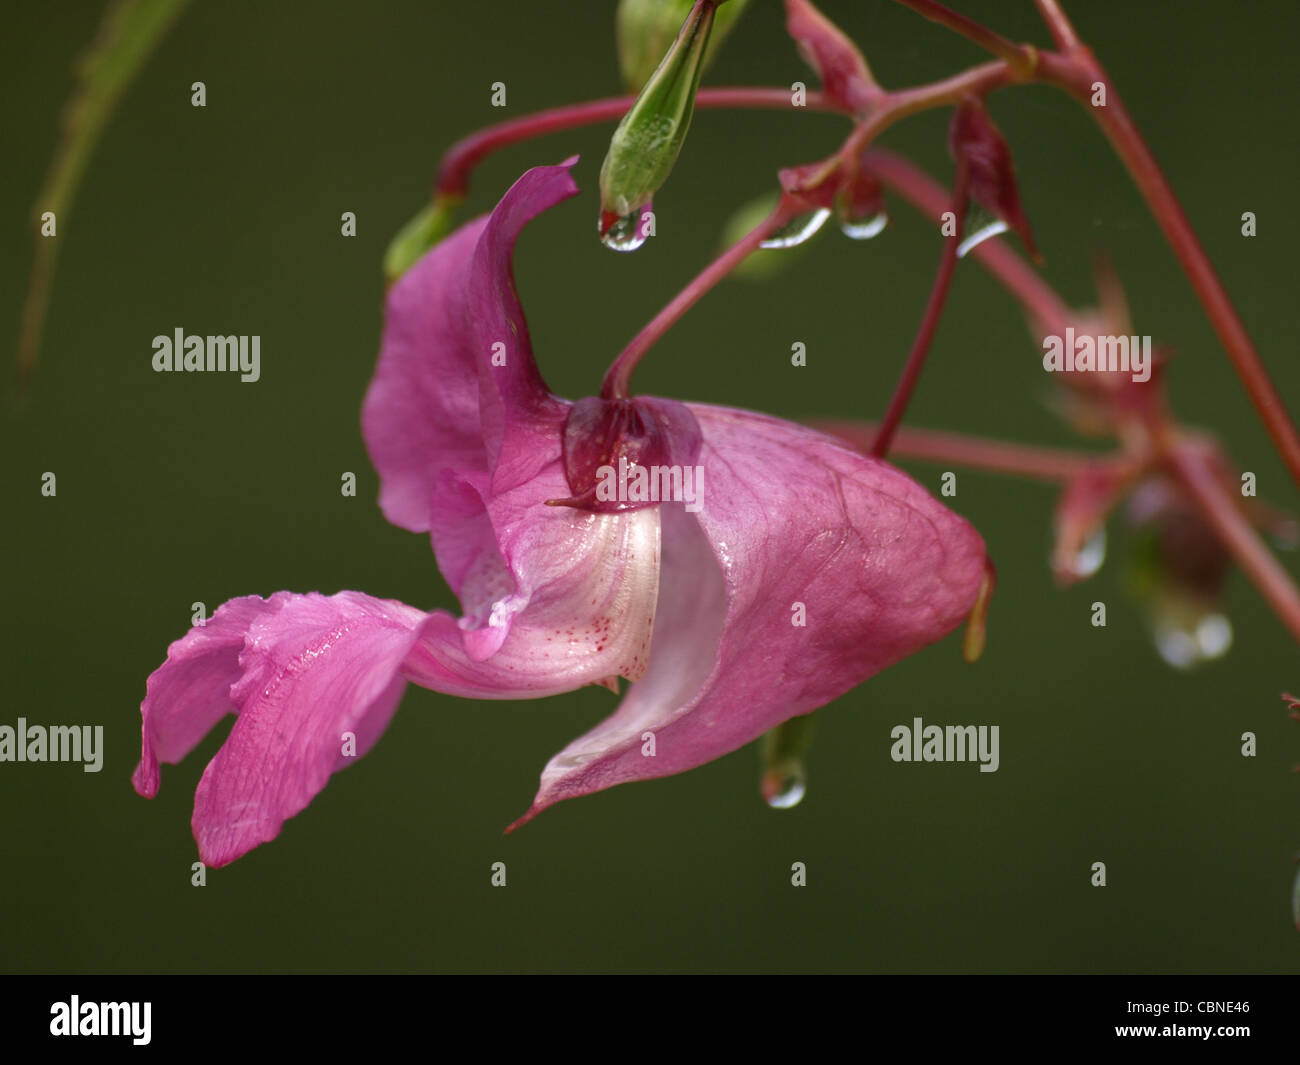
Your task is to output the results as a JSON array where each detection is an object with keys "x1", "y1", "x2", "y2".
[{"x1": 2, "y1": 0, "x2": 1297, "y2": 972}]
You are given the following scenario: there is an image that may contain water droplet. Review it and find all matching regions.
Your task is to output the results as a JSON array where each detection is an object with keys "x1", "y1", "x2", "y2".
[
  {"x1": 840, "y1": 211, "x2": 888, "y2": 240},
  {"x1": 1069, "y1": 528, "x2": 1107, "y2": 580},
  {"x1": 761, "y1": 762, "x2": 806, "y2": 809},
  {"x1": 956, "y1": 218, "x2": 1009, "y2": 259},
  {"x1": 1195, "y1": 614, "x2": 1232, "y2": 658},
  {"x1": 600, "y1": 204, "x2": 653, "y2": 252},
  {"x1": 1153, "y1": 611, "x2": 1232, "y2": 669},
  {"x1": 760, "y1": 207, "x2": 831, "y2": 249}
]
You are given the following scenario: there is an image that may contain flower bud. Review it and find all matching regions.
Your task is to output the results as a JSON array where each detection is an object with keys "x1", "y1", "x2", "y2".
[
  {"x1": 1125, "y1": 479, "x2": 1233, "y2": 669},
  {"x1": 784, "y1": 0, "x2": 879, "y2": 115},
  {"x1": 948, "y1": 96, "x2": 1039, "y2": 260},
  {"x1": 383, "y1": 193, "x2": 463, "y2": 283},
  {"x1": 836, "y1": 164, "x2": 887, "y2": 238},
  {"x1": 616, "y1": 0, "x2": 750, "y2": 93},
  {"x1": 599, "y1": 0, "x2": 719, "y2": 246}
]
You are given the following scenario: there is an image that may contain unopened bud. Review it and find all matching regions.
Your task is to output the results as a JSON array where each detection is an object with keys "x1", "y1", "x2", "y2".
[
  {"x1": 949, "y1": 96, "x2": 1039, "y2": 260},
  {"x1": 784, "y1": 0, "x2": 880, "y2": 114},
  {"x1": 384, "y1": 193, "x2": 463, "y2": 283},
  {"x1": 616, "y1": 0, "x2": 750, "y2": 93},
  {"x1": 600, "y1": 1, "x2": 719, "y2": 245}
]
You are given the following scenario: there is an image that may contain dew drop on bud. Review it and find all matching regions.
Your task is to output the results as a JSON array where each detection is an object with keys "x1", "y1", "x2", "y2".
[
  {"x1": 600, "y1": 203, "x2": 653, "y2": 253},
  {"x1": 1153, "y1": 611, "x2": 1232, "y2": 670},
  {"x1": 761, "y1": 763, "x2": 807, "y2": 809},
  {"x1": 761, "y1": 207, "x2": 831, "y2": 249},
  {"x1": 956, "y1": 218, "x2": 1010, "y2": 259},
  {"x1": 1068, "y1": 528, "x2": 1107, "y2": 581},
  {"x1": 840, "y1": 210, "x2": 888, "y2": 240}
]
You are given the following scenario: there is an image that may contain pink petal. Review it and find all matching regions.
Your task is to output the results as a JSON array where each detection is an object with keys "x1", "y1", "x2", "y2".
[
  {"x1": 133, "y1": 593, "x2": 291, "y2": 798},
  {"x1": 407, "y1": 464, "x2": 662, "y2": 696},
  {"x1": 191, "y1": 591, "x2": 428, "y2": 867},
  {"x1": 362, "y1": 160, "x2": 579, "y2": 533},
  {"x1": 512, "y1": 404, "x2": 986, "y2": 826}
]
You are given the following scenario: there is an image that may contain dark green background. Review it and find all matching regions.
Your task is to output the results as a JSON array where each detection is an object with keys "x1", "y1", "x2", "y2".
[{"x1": 3, "y1": 0, "x2": 1297, "y2": 972}]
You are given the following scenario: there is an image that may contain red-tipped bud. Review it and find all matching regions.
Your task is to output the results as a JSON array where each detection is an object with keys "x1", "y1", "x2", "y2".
[
  {"x1": 948, "y1": 96, "x2": 1039, "y2": 260},
  {"x1": 784, "y1": 0, "x2": 880, "y2": 115}
]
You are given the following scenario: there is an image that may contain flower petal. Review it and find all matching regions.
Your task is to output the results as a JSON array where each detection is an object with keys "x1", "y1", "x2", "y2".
[
  {"x1": 191, "y1": 591, "x2": 428, "y2": 867},
  {"x1": 133, "y1": 593, "x2": 291, "y2": 799},
  {"x1": 513, "y1": 404, "x2": 986, "y2": 825},
  {"x1": 362, "y1": 160, "x2": 579, "y2": 533},
  {"x1": 407, "y1": 473, "x2": 662, "y2": 696}
]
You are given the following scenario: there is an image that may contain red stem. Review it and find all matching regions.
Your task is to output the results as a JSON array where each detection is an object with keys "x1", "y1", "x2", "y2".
[
  {"x1": 891, "y1": 0, "x2": 1037, "y2": 74},
  {"x1": 816, "y1": 419, "x2": 1108, "y2": 481},
  {"x1": 434, "y1": 87, "x2": 842, "y2": 198},
  {"x1": 872, "y1": 165, "x2": 969, "y2": 456},
  {"x1": 1032, "y1": 0, "x2": 1082, "y2": 51},
  {"x1": 1037, "y1": 51, "x2": 1300, "y2": 492},
  {"x1": 601, "y1": 197, "x2": 803, "y2": 399},
  {"x1": 861, "y1": 148, "x2": 1070, "y2": 336}
]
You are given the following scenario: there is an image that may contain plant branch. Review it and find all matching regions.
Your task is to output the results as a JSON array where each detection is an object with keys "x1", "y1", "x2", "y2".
[
  {"x1": 891, "y1": 0, "x2": 1037, "y2": 74},
  {"x1": 1032, "y1": 0, "x2": 1083, "y2": 51},
  {"x1": 434, "y1": 87, "x2": 841, "y2": 198},
  {"x1": 601, "y1": 196, "x2": 803, "y2": 399},
  {"x1": 872, "y1": 164, "x2": 969, "y2": 456},
  {"x1": 1031, "y1": 51, "x2": 1300, "y2": 492},
  {"x1": 860, "y1": 148, "x2": 1071, "y2": 340},
  {"x1": 816, "y1": 419, "x2": 1110, "y2": 481}
]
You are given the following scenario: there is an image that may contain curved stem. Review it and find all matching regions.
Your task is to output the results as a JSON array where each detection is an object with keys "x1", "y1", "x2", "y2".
[
  {"x1": 1032, "y1": 0, "x2": 1082, "y2": 51},
  {"x1": 815, "y1": 419, "x2": 1108, "y2": 481},
  {"x1": 435, "y1": 87, "x2": 842, "y2": 198},
  {"x1": 861, "y1": 148, "x2": 1070, "y2": 336},
  {"x1": 837, "y1": 60, "x2": 1016, "y2": 165},
  {"x1": 601, "y1": 197, "x2": 802, "y2": 399},
  {"x1": 1166, "y1": 443, "x2": 1300, "y2": 645},
  {"x1": 891, "y1": 0, "x2": 1037, "y2": 74},
  {"x1": 872, "y1": 164, "x2": 969, "y2": 456},
  {"x1": 1034, "y1": 50, "x2": 1300, "y2": 492}
]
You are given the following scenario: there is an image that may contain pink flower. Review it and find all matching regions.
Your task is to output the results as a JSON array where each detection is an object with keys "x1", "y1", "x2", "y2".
[{"x1": 134, "y1": 159, "x2": 986, "y2": 866}]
